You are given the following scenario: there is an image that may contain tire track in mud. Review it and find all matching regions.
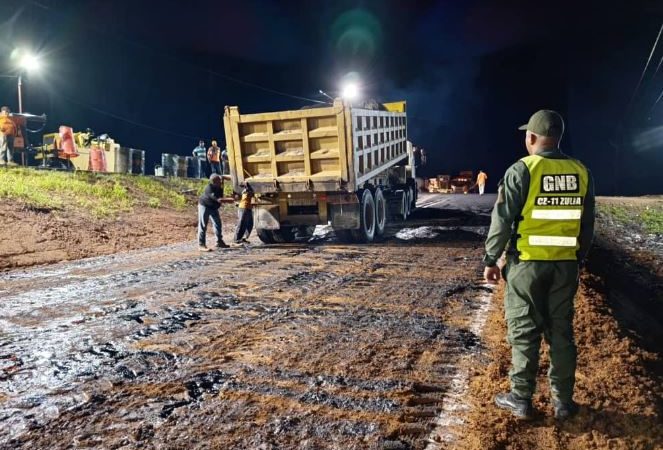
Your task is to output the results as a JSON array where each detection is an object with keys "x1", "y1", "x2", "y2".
[{"x1": 1, "y1": 206, "x2": 493, "y2": 449}]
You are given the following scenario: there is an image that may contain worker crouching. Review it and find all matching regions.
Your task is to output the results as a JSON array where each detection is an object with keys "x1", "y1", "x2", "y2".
[
  {"x1": 198, "y1": 174, "x2": 234, "y2": 251},
  {"x1": 233, "y1": 183, "x2": 254, "y2": 245}
]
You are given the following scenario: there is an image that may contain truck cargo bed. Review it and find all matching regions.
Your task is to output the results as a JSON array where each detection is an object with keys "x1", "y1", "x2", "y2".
[{"x1": 223, "y1": 100, "x2": 407, "y2": 193}]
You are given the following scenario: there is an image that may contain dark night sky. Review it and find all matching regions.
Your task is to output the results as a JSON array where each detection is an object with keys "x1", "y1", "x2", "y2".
[{"x1": 1, "y1": 0, "x2": 662, "y2": 195}]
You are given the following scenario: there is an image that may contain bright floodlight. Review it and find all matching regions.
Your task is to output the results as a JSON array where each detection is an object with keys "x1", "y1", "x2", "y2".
[
  {"x1": 341, "y1": 82, "x2": 359, "y2": 101},
  {"x1": 19, "y1": 53, "x2": 41, "y2": 72}
]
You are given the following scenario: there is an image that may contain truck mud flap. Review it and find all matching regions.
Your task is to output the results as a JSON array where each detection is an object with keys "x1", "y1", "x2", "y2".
[
  {"x1": 329, "y1": 203, "x2": 360, "y2": 229},
  {"x1": 255, "y1": 206, "x2": 280, "y2": 230}
]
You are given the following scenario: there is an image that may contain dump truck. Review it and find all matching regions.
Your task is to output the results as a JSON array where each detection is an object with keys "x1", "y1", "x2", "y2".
[{"x1": 223, "y1": 99, "x2": 417, "y2": 243}]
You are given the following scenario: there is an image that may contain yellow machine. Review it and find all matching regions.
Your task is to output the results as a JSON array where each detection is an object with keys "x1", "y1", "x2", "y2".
[
  {"x1": 224, "y1": 99, "x2": 418, "y2": 243},
  {"x1": 38, "y1": 131, "x2": 124, "y2": 172}
]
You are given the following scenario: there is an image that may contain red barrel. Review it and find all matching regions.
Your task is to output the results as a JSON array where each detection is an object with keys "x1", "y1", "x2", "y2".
[
  {"x1": 89, "y1": 146, "x2": 107, "y2": 172},
  {"x1": 59, "y1": 126, "x2": 79, "y2": 157}
]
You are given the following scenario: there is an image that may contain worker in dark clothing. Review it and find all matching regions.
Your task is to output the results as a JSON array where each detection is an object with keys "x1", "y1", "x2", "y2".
[
  {"x1": 221, "y1": 148, "x2": 229, "y2": 175},
  {"x1": 198, "y1": 174, "x2": 234, "y2": 251},
  {"x1": 483, "y1": 110, "x2": 595, "y2": 421},
  {"x1": 233, "y1": 183, "x2": 254, "y2": 244}
]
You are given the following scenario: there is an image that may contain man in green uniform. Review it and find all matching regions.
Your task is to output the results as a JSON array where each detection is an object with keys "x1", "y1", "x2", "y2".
[{"x1": 483, "y1": 110, "x2": 595, "y2": 420}]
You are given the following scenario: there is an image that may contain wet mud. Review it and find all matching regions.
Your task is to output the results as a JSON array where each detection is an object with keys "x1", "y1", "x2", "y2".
[
  {"x1": 451, "y1": 198, "x2": 663, "y2": 449},
  {"x1": 0, "y1": 195, "x2": 495, "y2": 449}
]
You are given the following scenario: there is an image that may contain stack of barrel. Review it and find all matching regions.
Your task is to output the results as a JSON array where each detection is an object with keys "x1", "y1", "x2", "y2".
[
  {"x1": 176, "y1": 156, "x2": 187, "y2": 177},
  {"x1": 161, "y1": 154, "x2": 176, "y2": 177},
  {"x1": 159, "y1": 153, "x2": 203, "y2": 178},
  {"x1": 129, "y1": 149, "x2": 145, "y2": 175},
  {"x1": 115, "y1": 147, "x2": 131, "y2": 173}
]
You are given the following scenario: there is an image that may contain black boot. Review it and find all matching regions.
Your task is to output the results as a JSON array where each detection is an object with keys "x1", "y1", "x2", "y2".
[
  {"x1": 495, "y1": 392, "x2": 533, "y2": 419},
  {"x1": 553, "y1": 399, "x2": 579, "y2": 420}
]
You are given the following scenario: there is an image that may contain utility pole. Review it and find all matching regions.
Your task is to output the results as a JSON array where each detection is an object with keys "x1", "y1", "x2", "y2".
[{"x1": 18, "y1": 74, "x2": 23, "y2": 113}]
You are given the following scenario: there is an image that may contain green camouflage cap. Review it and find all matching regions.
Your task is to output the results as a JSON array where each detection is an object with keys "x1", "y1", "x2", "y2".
[{"x1": 518, "y1": 110, "x2": 564, "y2": 137}]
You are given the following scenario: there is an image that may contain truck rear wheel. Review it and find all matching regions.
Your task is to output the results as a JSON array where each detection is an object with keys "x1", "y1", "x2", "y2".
[
  {"x1": 374, "y1": 188, "x2": 387, "y2": 238},
  {"x1": 407, "y1": 186, "x2": 415, "y2": 214},
  {"x1": 351, "y1": 189, "x2": 376, "y2": 243},
  {"x1": 408, "y1": 182, "x2": 417, "y2": 210},
  {"x1": 271, "y1": 227, "x2": 296, "y2": 243},
  {"x1": 257, "y1": 229, "x2": 275, "y2": 244},
  {"x1": 400, "y1": 190, "x2": 409, "y2": 221}
]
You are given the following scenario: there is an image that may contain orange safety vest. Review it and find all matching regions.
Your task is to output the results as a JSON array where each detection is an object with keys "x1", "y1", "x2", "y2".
[
  {"x1": 207, "y1": 146, "x2": 220, "y2": 162},
  {"x1": 0, "y1": 116, "x2": 17, "y2": 137}
]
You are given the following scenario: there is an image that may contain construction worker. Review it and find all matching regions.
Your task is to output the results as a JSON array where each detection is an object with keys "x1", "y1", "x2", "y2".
[
  {"x1": 477, "y1": 170, "x2": 488, "y2": 195},
  {"x1": 207, "y1": 139, "x2": 222, "y2": 175},
  {"x1": 483, "y1": 110, "x2": 595, "y2": 421},
  {"x1": 198, "y1": 174, "x2": 234, "y2": 251},
  {"x1": 0, "y1": 106, "x2": 18, "y2": 166},
  {"x1": 233, "y1": 183, "x2": 254, "y2": 244},
  {"x1": 192, "y1": 140, "x2": 208, "y2": 178}
]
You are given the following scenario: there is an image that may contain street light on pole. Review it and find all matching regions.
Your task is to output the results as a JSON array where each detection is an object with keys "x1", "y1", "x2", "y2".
[{"x1": 14, "y1": 50, "x2": 42, "y2": 113}]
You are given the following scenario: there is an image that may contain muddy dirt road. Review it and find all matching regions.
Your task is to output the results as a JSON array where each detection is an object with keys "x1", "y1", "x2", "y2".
[{"x1": 0, "y1": 194, "x2": 496, "y2": 449}]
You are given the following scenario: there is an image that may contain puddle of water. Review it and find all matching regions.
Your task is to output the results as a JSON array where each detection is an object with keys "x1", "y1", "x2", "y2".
[
  {"x1": 395, "y1": 226, "x2": 488, "y2": 240},
  {"x1": 425, "y1": 282, "x2": 494, "y2": 448}
]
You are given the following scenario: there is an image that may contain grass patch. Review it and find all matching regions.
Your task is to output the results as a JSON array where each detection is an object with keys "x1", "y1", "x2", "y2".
[
  {"x1": 131, "y1": 176, "x2": 189, "y2": 210},
  {"x1": 600, "y1": 205, "x2": 630, "y2": 223},
  {"x1": 641, "y1": 207, "x2": 663, "y2": 234},
  {"x1": 0, "y1": 168, "x2": 205, "y2": 216},
  {"x1": 599, "y1": 203, "x2": 663, "y2": 234}
]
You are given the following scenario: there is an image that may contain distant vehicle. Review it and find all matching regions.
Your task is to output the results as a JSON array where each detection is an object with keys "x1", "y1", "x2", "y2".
[
  {"x1": 428, "y1": 175, "x2": 451, "y2": 193},
  {"x1": 451, "y1": 171, "x2": 474, "y2": 194},
  {"x1": 223, "y1": 99, "x2": 417, "y2": 243}
]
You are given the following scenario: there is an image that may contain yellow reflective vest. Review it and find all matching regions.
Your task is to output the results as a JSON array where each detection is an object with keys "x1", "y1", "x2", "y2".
[{"x1": 516, "y1": 155, "x2": 589, "y2": 261}]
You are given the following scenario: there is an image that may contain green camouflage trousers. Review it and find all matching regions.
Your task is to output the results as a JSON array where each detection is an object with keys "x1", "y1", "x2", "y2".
[{"x1": 503, "y1": 259, "x2": 579, "y2": 402}]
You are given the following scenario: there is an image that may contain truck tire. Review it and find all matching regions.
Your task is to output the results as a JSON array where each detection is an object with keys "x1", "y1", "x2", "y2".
[
  {"x1": 271, "y1": 227, "x2": 296, "y2": 243},
  {"x1": 351, "y1": 189, "x2": 376, "y2": 243},
  {"x1": 400, "y1": 190, "x2": 409, "y2": 221},
  {"x1": 374, "y1": 188, "x2": 387, "y2": 238},
  {"x1": 257, "y1": 229, "x2": 275, "y2": 244},
  {"x1": 407, "y1": 186, "x2": 416, "y2": 214},
  {"x1": 408, "y1": 182, "x2": 418, "y2": 210}
]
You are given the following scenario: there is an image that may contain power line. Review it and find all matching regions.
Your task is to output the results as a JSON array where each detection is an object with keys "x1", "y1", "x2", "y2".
[
  {"x1": 652, "y1": 52, "x2": 663, "y2": 79},
  {"x1": 625, "y1": 23, "x2": 663, "y2": 115},
  {"x1": 648, "y1": 86, "x2": 663, "y2": 116},
  {"x1": 203, "y1": 68, "x2": 327, "y2": 104}
]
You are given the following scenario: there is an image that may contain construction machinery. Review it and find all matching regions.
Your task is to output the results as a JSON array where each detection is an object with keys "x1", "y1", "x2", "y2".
[
  {"x1": 223, "y1": 99, "x2": 417, "y2": 243},
  {"x1": 36, "y1": 129, "x2": 145, "y2": 174},
  {"x1": 427, "y1": 175, "x2": 452, "y2": 193}
]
